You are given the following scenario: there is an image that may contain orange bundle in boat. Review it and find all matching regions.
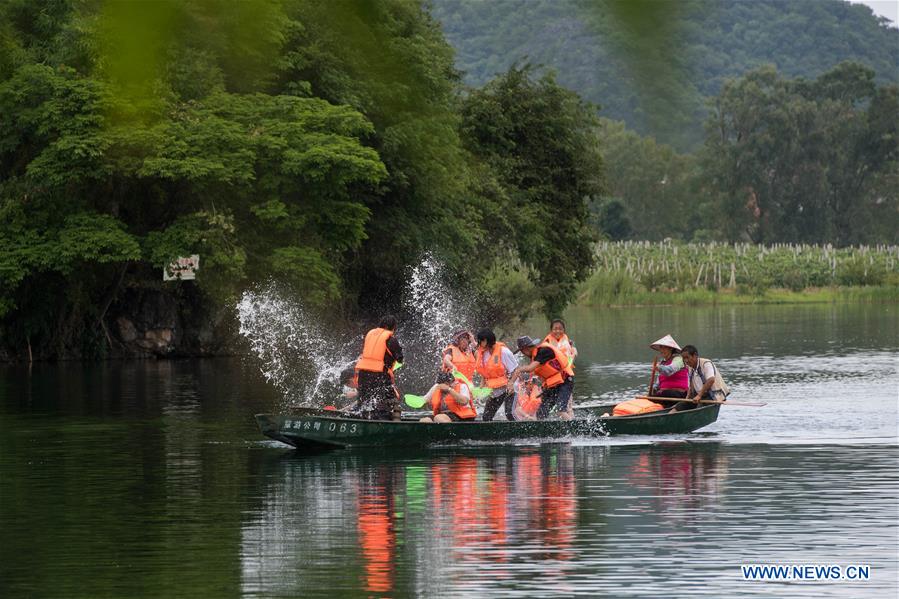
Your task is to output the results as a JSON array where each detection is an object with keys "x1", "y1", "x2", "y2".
[{"x1": 612, "y1": 398, "x2": 664, "y2": 416}]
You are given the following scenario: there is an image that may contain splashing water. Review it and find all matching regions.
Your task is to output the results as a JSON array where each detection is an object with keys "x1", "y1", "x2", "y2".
[
  {"x1": 237, "y1": 285, "x2": 356, "y2": 408},
  {"x1": 401, "y1": 254, "x2": 474, "y2": 382},
  {"x1": 238, "y1": 256, "x2": 478, "y2": 406}
]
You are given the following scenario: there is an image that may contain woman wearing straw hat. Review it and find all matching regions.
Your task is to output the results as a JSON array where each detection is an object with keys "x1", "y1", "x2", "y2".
[{"x1": 649, "y1": 334, "x2": 689, "y2": 400}]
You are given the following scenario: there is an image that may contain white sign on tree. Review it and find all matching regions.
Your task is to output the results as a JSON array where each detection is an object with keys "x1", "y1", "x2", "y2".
[{"x1": 163, "y1": 255, "x2": 200, "y2": 281}]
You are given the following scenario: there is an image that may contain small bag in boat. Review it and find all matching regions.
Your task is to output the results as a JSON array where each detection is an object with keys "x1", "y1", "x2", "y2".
[{"x1": 612, "y1": 398, "x2": 664, "y2": 416}]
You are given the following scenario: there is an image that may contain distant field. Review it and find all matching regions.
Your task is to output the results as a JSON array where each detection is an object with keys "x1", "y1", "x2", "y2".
[{"x1": 579, "y1": 241, "x2": 899, "y2": 306}]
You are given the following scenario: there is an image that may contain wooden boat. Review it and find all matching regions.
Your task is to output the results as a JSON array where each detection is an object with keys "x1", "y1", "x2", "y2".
[{"x1": 256, "y1": 402, "x2": 720, "y2": 449}]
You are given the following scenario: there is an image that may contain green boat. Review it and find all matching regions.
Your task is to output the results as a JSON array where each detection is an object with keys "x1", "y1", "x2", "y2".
[{"x1": 256, "y1": 403, "x2": 721, "y2": 449}]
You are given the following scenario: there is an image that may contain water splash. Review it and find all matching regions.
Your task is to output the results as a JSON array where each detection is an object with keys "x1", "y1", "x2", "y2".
[
  {"x1": 401, "y1": 253, "x2": 474, "y2": 380},
  {"x1": 237, "y1": 256, "x2": 477, "y2": 405},
  {"x1": 237, "y1": 285, "x2": 356, "y2": 407}
]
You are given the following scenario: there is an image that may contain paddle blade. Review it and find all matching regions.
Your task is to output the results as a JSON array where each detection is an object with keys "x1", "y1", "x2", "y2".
[
  {"x1": 472, "y1": 387, "x2": 492, "y2": 400},
  {"x1": 404, "y1": 394, "x2": 427, "y2": 409}
]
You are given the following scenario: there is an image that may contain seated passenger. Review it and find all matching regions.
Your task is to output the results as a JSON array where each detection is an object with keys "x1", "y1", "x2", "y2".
[
  {"x1": 673, "y1": 345, "x2": 731, "y2": 412},
  {"x1": 649, "y1": 335, "x2": 689, "y2": 400},
  {"x1": 419, "y1": 372, "x2": 478, "y2": 423},
  {"x1": 513, "y1": 375, "x2": 543, "y2": 421}
]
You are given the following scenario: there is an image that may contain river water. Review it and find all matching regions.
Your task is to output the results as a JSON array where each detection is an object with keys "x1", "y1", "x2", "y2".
[{"x1": 1, "y1": 303, "x2": 897, "y2": 597}]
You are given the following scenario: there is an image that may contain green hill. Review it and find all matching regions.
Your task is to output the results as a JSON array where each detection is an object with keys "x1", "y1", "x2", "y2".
[{"x1": 430, "y1": 0, "x2": 898, "y2": 149}]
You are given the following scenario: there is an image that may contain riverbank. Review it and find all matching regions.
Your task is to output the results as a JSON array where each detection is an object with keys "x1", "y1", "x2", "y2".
[
  {"x1": 575, "y1": 241, "x2": 899, "y2": 307},
  {"x1": 576, "y1": 284, "x2": 899, "y2": 307}
]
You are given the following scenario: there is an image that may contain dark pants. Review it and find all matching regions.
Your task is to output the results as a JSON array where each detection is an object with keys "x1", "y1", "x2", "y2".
[
  {"x1": 482, "y1": 390, "x2": 515, "y2": 421},
  {"x1": 356, "y1": 371, "x2": 398, "y2": 418},
  {"x1": 655, "y1": 388, "x2": 687, "y2": 399},
  {"x1": 537, "y1": 378, "x2": 574, "y2": 419}
]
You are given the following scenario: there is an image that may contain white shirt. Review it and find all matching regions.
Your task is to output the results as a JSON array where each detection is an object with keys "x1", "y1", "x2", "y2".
[{"x1": 689, "y1": 360, "x2": 717, "y2": 395}]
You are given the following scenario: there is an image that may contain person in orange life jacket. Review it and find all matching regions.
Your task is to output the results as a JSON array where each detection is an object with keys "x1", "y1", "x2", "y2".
[
  {"x1": 513, "y1": 374, "x2": 543, "y2": 421},
  {"x1": 418, "y1": 371, "x2": 478, "y2": 423},
  {"x1": 474, "y1": 328, "x2": 519, "y2": 421},
  {"x1": 544, "y1": 318, "x2": 577, "y2": 418},
  {"x1": 676, "y1": 344, "x2": 729, "y2": 413},
  {"x1": 649, "y1": 334, "x2": 689, "y2": 399},
  {"x1": 509, "y1": 336, "x2": 575, "y2": 420},
  {"x1": 544, "y1": 318, "x2": 577, "y2": 366},
  {"x1": 354, "y1": 315, "x2": 404, "y2": 421},
  {"x1": 441, "y1": 329, "x2": 476, "y2": 382}
]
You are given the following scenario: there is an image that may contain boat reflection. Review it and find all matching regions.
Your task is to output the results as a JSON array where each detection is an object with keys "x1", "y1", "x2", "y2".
[
  {"x1": 240, "y1": 443, "x2": 731, "y2": 596},
  {"x1": 623, "y1": 442, "x2": 728, "y2": 517}
]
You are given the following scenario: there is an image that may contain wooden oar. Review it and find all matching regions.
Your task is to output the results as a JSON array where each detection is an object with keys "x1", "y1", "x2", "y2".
[
  {"x1": 636, "y1": 394, "x2": 767, "y2": 407},
  {"x1": 648, "y1": 358, "x2": 658, "y2": 397}
]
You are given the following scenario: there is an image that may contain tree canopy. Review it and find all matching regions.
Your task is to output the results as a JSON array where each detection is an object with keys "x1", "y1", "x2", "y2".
[{"x1": 0, "y1": 0, "x2": 604, "y2": 359}]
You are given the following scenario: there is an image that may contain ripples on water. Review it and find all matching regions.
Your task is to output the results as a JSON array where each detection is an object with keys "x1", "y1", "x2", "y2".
[
  {"x1": 239, "y1": 444, "x2": 898, "y2": 598},
  {"x1": 2, "y1": 302, "x2": 897, "y2": 598}
]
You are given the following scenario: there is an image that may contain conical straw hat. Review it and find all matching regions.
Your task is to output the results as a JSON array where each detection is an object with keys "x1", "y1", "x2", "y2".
[{"x1": 650, "y1": 334, "x2": 681, "y2": 352}]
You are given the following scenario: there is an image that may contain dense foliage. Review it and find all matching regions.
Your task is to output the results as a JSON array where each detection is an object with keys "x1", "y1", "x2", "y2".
[
  {"x1": 0, "y1": 0, "x2": 602, "y2": 359},
  {"x1": 599, "y1": 63, "x2": 899, "y2": 246},
  {"x1": 431, "y1": 0, "x2": 899, "y2": 149},
  {"x1": 702, "y1": 62, "x2": 898, "y2": 245},
  {"x1": 460, "y1": 65, "x2": 605, "y2": 316}
]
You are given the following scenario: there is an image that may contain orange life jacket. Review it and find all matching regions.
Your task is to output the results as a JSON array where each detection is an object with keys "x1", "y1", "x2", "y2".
[
  {"x1": 517, "y1": 382, "x2": 543, "y2": 418},
  {"x1": 355, "y1": 328, "x2": 394, "y2": 374},
  {"x1": 612, "y1": 398, "x2": 664, "y2": 416},
  {"x1": 532, "y1": 342, "x2": 574, "y2": 389},
  {"x1": 431, "y1": 380, "x2": 477, "y2": 420},
  {"x1": 442, "y1": 344, "x2": 476, "y2": 381},
  {"x1": 475, "y1": 342, "x2": 510, "y2": 389},
  {"x1": 544, "y1": 333, "x2": 575, "y2": 369}
]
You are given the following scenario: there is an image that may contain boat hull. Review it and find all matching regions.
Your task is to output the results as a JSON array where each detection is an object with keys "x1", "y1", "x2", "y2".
[{"x1": 256, "y1": 403, "x2": 720, "y2": 449}]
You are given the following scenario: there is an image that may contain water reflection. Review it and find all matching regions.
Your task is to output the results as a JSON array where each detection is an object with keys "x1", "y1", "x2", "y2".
[
  {"x1": 624, "y1": 443, "x2": 728, "y2": 517},
  {"x1": 241, "y1": 444, "x2": 738, "y2": 597}
]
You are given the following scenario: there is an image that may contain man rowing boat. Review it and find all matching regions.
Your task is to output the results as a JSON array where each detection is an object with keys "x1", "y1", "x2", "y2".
[{"x1": 673, "y1": 344, "x2": 731, "y2": 412}]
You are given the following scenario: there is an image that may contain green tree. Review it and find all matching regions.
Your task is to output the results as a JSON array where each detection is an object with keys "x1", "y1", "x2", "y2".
[
  {"x1": 461, "y1": 65, "x2": 604, "y2": 316},
  {"x1": 702, "y1": 62, "x2": 898, "y2": 245},
  {"x1": 0, "y1": 2, "x2": 387, "y2": 358},
  {"x1": 597, "y1": 118, "x2": 697, "y2": 240}
]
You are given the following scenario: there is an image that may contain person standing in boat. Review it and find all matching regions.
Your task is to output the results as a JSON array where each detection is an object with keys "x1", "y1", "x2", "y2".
[
  {"x1": 419, "y1": 371, "x2": 478, "y2": 423},
  {"x1": 544, "y1": 319, "x2": 577, "y2": 368},
  {"x1": 676, "y1": 345, "x2": 731, "y2": 412},
  {"x1": 544, "y1": 318, "x2": 577, "y2": 418},
  {"x1": 475, "y1": 328, "x2": 519, "y2": 421},
  {"x1": 441, "y1": 329, "x2": 477, "y2": 383},
  {"x1": 509, "y1": 336, "x2": 575, "y2": 420},
  {"x1": 649, "y1": 335, "x2": 689, "y2": 400},
  {"x1": 354, "y1": 316, "x2": 404, "y2": 420}
]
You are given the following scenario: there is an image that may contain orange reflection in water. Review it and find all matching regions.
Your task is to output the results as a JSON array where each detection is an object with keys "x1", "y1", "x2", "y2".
[
  {"x1": 357, "y1": 470, "x2": 395, "y2": 594},
  {"x1": 353, "y1": 449, "x2": 580, "y2": 595}
]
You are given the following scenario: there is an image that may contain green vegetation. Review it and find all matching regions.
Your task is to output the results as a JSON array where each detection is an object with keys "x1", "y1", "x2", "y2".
[
  {"x1": 1, "y1": 1, "x2": 896, "y2": 360},
  {"x1": 599, "y1": 62, "x2": 899, "y2": 246},
  {"x1": 431, "y1": 0, "x2": 899, "y2": 149},
  {"x1": 579, "y1": 241, "x2": 899, "y2": 306},
  {"x1": 0, "y1": 0, "x2": 603, "y2": 359}
]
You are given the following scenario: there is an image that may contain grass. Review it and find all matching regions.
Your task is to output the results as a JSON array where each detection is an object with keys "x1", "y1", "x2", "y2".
[{"x1": 577, "y1": 241, "x2": 899, "y2": 307}]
